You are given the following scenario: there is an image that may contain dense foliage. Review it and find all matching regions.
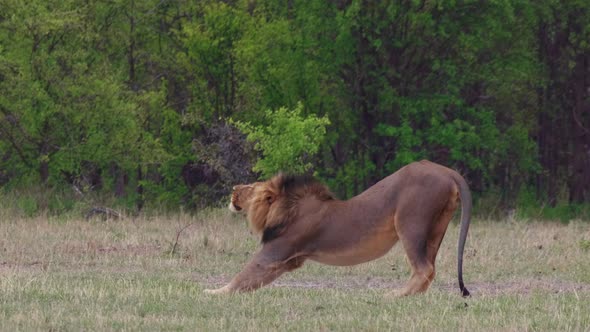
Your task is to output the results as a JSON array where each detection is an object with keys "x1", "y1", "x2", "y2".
[
  {"x1": 233, "y1": 103, "x2": 330, "y2": 178},
  {"x1": 0, "y1": 0, "x2": 588, "y2": 215}
]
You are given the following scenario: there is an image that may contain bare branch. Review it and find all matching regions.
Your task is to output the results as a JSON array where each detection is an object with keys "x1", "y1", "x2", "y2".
[
  {"x1": 169, "y1": 222, "x2": 196, "y2": 256},
  {"x1": 85, "y1": 207, "x2": 123, "y2": 221}
]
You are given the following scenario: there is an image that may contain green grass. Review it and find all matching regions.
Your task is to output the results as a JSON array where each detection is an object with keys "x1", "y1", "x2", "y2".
[{"x1": 1, "y1": 210, "x2": 589, "y2": 331}]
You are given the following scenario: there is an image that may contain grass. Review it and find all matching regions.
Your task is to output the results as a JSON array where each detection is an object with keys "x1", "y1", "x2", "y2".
[{"x1": 1, "y1": 209, "x2": 589, "y2": 331}]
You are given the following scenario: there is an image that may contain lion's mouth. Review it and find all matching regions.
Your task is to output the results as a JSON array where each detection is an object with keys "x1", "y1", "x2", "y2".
[{"x1": 229, "y1": 202, "x2": 242, "y2": 212}]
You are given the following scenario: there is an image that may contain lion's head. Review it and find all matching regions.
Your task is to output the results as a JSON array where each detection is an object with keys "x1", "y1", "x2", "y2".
[
  {"x1": 235, "y1": 173, "x2": 334, "y2": 242},
  {"x1": 229, "y1": 184, "x2": 258, "y2": 213}
]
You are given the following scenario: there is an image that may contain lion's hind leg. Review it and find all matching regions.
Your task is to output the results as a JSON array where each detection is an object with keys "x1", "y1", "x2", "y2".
[
  {"x1": 390, "y1": 214, "x2": 437, "y2": 297},
  {"x1": 391, "y1": 194, "x2": 459, "y2": 297},
  {"x1": 425, "y1": 194, "x2": 458, "y2": 269},
  {"x1": 392, "y1": 255, "x2": 435, "y2": 297}
]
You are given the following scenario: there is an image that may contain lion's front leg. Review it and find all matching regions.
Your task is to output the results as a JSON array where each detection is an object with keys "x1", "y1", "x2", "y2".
[
  {"x1": 203, "y1": 260, "x2": 286, "y2": 294},
  {"x1": 203, "y1": 284, "x2": 231, "y2": 294},
  {"x1": 204, "y1": 246, "x2": 304, "y2": 295}
]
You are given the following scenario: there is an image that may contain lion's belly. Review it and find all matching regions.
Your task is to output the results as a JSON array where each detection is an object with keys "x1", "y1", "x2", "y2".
[{"x1": 309, "y1": 221, "x2": 398, "y2": 266}]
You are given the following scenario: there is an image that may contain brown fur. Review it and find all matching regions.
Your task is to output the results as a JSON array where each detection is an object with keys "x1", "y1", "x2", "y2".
[{"x1": 207, "y1": 160, "x2": 472, "y2": 297}]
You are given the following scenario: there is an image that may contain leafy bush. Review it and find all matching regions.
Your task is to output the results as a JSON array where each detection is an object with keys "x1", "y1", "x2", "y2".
[{"x1": 233, "y1": 103, "x2": 330, "y2": 178}]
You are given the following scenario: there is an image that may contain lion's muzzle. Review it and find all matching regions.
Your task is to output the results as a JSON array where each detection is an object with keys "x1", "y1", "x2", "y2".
[{"x1": 229, "y1": 201, "x2": 242, "y2": 212}]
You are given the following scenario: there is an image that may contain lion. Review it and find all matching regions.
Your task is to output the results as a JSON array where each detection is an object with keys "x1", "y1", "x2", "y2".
[{"x1": 206, "y1": 160, "x2": 472, "y2": 297}]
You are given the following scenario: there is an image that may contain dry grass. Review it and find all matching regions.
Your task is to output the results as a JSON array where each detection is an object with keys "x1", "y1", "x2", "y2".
[{"x1": 1, "y1": 209, "x2": 589, "y2": 331}]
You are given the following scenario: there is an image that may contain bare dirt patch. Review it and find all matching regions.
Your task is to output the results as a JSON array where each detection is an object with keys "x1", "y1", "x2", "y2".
[
  {"x1": 465, "y1": 279, "x2": 590, "y2": 295},
  {"x1": 60, "y1": 242, "x2": 162, "y2": 256},
  {"x1": 198, "y1": 274, "x2": 590, "y2": 296},
  {"x1": 0, "y1": 261, "x2": 47, "y2": 273}
]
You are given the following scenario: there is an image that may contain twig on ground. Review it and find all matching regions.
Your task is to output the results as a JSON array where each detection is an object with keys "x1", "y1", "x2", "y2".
[
  {"x1": 85, "y1": 207, "x2": 123, "y2": 221},
  {"x1": 170, "y1": 222, "x2": 196, "y2": 256}
]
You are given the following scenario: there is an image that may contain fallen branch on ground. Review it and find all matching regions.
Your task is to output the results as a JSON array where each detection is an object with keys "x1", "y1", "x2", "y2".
[{"x1": 85, "y1": 207, "x2": 123, "y2": 221}]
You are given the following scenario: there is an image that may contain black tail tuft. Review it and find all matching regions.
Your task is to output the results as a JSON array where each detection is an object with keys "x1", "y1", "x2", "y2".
[{"x1": 460, "y1": 284, "x2": 471, "y2": 297}]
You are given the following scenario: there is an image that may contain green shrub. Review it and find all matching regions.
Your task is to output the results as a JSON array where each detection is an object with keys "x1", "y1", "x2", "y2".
[{"x1": 233, "y1": 103, "x2": 330, "y2": 178}]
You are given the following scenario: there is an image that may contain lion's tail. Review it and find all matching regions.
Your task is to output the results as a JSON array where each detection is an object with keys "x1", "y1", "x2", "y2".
[{"x1": 453, "y1": 172, "x2": 472, "y2": 297}]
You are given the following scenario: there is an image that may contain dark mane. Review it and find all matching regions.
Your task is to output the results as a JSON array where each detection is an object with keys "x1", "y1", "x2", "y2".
[
  {"x1": 277, "y1": 174, "x2": 335, "y2": 202},
  {"x1": 261, "y1": 173, "x2": 334, "y2": 243}
]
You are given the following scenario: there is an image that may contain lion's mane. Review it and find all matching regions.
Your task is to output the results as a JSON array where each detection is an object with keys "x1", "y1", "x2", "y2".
[{"x1": 247, "y1": 174, "x2": 334, "y2": 243}]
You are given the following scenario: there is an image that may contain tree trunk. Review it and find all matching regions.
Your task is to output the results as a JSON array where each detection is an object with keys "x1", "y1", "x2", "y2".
[
  {"x1": 38, "y1": 121, "x2": 50, "y2": 183},
  {"x1": 536, "y1": 21, "x2": 563, "y2": 206},
  {"x1": 568, "y1": 54, "x2": 590, "y2": 203},
  {"x1": 136, "y1": 165, "x2": 144, "y2": 211},
  {"x1": 111, "y1": 164, "x2": 128, "y2": 198},
  {"x1": 39, "y1": 160, "x2": 49, "y2": 183}
]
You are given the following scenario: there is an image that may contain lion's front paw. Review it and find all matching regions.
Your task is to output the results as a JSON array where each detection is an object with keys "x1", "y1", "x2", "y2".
[
  {"x1": 204, "y1": 285, "x2": 231, "y2": 295},
  {"x1": 385, "y1": 289, "x2": 407, "y2": 298}
]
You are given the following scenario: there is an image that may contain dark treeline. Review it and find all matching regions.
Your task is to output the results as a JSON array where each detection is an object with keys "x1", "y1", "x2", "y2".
[{"x1": 0, "y1": 0, "x2": 589, "y2": 214}]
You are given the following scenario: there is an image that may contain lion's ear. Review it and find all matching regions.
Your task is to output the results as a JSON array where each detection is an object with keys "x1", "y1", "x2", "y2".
[{"x1": 266, "y1": 193, "x2": 275, "y2": 204}]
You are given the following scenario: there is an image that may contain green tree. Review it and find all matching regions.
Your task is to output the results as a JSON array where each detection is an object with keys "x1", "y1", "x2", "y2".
[
  {"x1": 535, "y1": 0, "x2": 590, "y2": 204},
  {"x1": 1, "y1": 0, "x2": 589, "y2": 214},
  {"x1": 0, "y1": 0, "x2": 170, "y2": 203}
]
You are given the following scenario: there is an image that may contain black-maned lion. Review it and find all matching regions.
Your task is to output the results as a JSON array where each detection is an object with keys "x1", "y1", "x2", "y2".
[{"x1": 205, "y1": 160, "x2": 472, "y2": 297}]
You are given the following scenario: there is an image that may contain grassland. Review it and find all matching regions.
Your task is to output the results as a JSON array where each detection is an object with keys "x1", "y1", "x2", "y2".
[{"x1": 1, "y1": 208, "x2": 589, "y2": 331}]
